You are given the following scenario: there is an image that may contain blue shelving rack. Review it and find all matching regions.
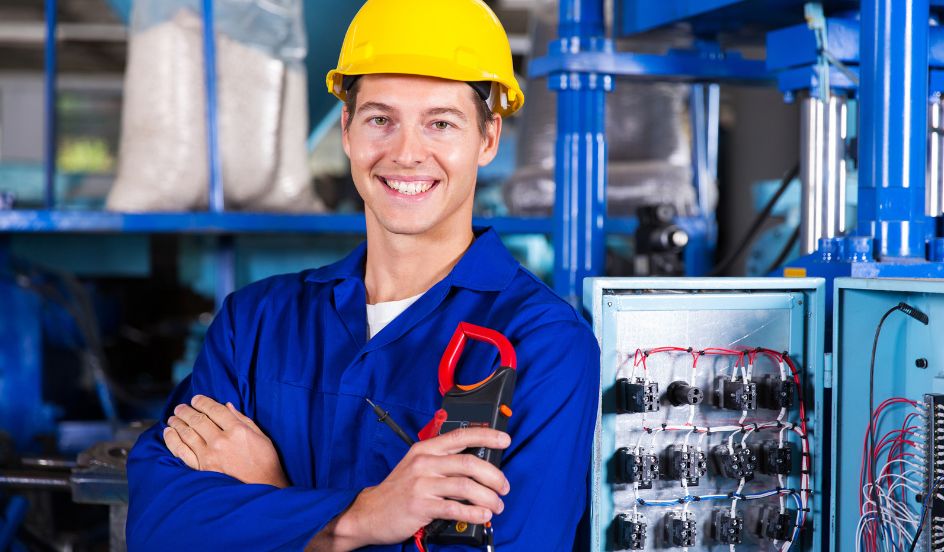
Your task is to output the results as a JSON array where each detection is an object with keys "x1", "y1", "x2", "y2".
[{"x1": 0, "y1": 0, "x2": 728, "y2": 311}]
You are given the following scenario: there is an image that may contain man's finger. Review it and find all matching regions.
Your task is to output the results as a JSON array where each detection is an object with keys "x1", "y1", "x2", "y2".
[
  {"x1": 422, "y1": 454, "x2": 510, "y2": 496},
  {"x1": 425, "y1": 477, "x2": 504, "y2": 514},
  {"x1": 226, "y1": 402, "x2": 264, "y2": 435},
  {"x1": 191, "y1": 395, "x2": 239, "y2": 432},
  {"x1": 426, "y1": 497, "x2": 493, "y2": 525},
  {"x1": 173, "y1": 403, "x2": 223, "y2": 440},
  {"x1": 418, "y1": 427, "x2": 511, "y2": 456},
  {"x1": 167, "y1": 415, "x2": 208, "y2": 452},
  {"x1": 163, "y1": 427, "x2": 200, "y2": 470}
]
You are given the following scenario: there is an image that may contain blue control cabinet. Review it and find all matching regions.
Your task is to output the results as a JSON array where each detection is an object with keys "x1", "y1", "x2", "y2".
[
  {"x1": 831, "y1": 278, "x2": 944, "y2": 550},
  {"x1": 585, "y1": 277, "x2": 944, "y2": 550},
  {"x1": 584, "y1": 278, "x2": 825, "y2": 551}
]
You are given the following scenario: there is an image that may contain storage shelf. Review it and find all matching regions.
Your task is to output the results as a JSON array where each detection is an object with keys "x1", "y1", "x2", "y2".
[{"x1": 0, "y1": 211, "x2": 653, "y2": 236}]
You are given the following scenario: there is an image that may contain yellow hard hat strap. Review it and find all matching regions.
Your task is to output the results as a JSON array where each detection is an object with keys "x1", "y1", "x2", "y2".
[{"x1": 485, "y1": 82, "x2": 509, "y2": 113}]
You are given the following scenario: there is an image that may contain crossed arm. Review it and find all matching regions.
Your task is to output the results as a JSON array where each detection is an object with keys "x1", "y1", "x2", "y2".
[{"x1": 163, "y1": 394, "x2": 510, "y2": 551}]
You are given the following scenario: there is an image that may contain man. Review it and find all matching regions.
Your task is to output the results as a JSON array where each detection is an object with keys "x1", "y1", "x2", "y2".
[{"x1": 125, "y1": 0, "x2": 600, "y2": 550}]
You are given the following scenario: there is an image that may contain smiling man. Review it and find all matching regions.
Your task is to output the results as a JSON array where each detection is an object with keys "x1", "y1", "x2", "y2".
[{"x1": 125, "y1": 1, "x2": 600, "y2": 550}]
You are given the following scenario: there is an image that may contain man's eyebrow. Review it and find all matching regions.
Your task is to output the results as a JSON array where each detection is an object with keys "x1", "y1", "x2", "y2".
[
  {"x1": 425, "y1": 107, "x2": 468, "y2": 121},
  {"x1": 357, "y1": 101, "x2": 395, "y2": 113}
]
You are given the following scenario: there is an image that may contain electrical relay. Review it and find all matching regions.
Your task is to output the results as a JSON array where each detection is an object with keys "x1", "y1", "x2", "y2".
[{"x1": 587, "y1": 281, "x2": 819, "y2": 552}]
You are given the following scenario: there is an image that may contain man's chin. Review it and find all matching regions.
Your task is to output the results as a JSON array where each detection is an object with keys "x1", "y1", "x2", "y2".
[{"x1": 372, "y1": 218, "x2": 438, "y2": 238}]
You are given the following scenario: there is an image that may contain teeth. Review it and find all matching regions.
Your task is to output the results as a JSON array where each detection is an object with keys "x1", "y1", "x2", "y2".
[{"x1": 383, "y1": 178, "x2": 435, "y2": 196}]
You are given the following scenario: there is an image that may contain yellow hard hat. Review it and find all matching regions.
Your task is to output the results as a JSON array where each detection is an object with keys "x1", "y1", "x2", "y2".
[{"x1": 326, "y1": 0, "x2": 524, "y2": 117}]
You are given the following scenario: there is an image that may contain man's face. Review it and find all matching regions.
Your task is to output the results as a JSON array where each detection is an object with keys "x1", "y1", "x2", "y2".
[{"x1": 341, "y1": 74, "x2": 502, "y2": 237}]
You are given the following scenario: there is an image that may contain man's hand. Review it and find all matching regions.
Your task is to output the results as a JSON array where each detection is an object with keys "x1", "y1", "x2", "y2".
[
  {"x1": 163, "y1": 394, "x2": 289, "y2": 488},
  {"x1": 310, "y1": 427, "x2": 511, "y2": 551}
]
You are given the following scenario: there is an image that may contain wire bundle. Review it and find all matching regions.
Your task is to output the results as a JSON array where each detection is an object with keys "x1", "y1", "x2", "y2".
[
  {"x1": 622, "y1": 346, "x2": 810, "y2": 550},
  {"x1": 856, "y1": 397, "x2": 929, "y2": 551}
]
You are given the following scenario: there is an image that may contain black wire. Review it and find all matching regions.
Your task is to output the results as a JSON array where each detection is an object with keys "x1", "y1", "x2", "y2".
[
  {"x1": 762, "y1": 225, "x2": 801, "y2": 275},
  {"x1": 909, "y1": 476, "x2": 944, "y2": 552},
  {"x1": 869, "y1": 304, "x2": 930, "y2": 543},
  {"x1": 709, "y1": 162, "x2": 799, "y2": 276},
  {"x1": 868, "y1": 306, "x2": 901, "y2": 540}
]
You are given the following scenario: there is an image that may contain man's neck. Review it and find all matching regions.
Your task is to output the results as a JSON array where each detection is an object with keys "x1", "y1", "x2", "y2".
[{"x1": 363, "y1": 218, "x2": 474, "y2": 305}]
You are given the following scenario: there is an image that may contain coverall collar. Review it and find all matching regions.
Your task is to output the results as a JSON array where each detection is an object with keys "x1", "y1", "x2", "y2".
[{"x1": 304, "y1": 226, "x2": 518, "y2": 292}]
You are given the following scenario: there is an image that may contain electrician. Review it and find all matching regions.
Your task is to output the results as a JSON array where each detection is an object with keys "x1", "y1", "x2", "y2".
[{"x1": 125, "y1": 0, "x2": 600, "y2": 550}]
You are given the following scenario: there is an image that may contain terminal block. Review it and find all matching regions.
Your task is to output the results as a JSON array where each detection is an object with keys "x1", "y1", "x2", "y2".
[
  {"x1": 757, "y1": 506, "x2": 796, "y2": 542},
  {"x1": 614, "y1": 448, "x2": 659, "y2": 488},
  {"x1": 664, "y1": 445, "x2": 707, "y2": 486},
  {"x1": 711, "y1": 510, "x2": 744, "y2": 545},
  {"x1": 613, "y1": 513, "x2": 646, "y2": 550},
  {"x1": 711, "y1": 444, "x2": 757, "y2": 481},
  {"x1": 666, "y1": 380, "x2": 703, "y2": 406},
  {"x1": 616, "y1": 378, "x2": 659, "y2": 413},
  {"x1": 664, "y1": 511, "x2": 696, "y2": 548},
  {"x1": 715, "y1": 377, "x2": 758, "y2": 411},
  {"x1": 759, "y1": 375, "x2": 794, "y2": 409},
  {"x1": 759, "y1": 440, "x2": 793, "y2": 475},
  {"x1": 924, "y1": 393, "x2": 944, "y2": 541}
]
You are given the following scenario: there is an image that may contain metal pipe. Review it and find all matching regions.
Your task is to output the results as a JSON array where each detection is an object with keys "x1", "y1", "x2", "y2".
[
  {"x1": 927, "y1": 94, "x2": 944, "y2": 217},
  {"x1": 44, "y1": 0, "x2": 57, "y2": 209},
  {"x1": 552, "y1": 0, "x2": 610, "y2": 305},
  {"x1": 20, "y1": 457, "x2": 78, "y2": 470},
  {"x1": 858, "y1": 0, "x2": 931, "y2": 259},
  {"x1": 690, "y1": 83, "x2": 721, "y2": 217},
  {"x1": 202, "y1": 0, "x2": 223, "y2": 212},
  {"x1": 0, "y1": 471, "x2": 71, "y2": 490},
  {"x1": 799, "y1": 93, "x2": 848, "y2": 255}
]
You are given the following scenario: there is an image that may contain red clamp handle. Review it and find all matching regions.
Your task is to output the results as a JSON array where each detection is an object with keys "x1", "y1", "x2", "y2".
[{"x1": 438, "y1": 322, "x2": 517, "y2": 396}]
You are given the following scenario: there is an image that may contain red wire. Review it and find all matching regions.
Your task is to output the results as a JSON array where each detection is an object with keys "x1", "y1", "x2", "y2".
[
  {"x1": 854, "y1": 398, "x2": 920, "y2": 552},
  {"x1": 629, "y1": 345, "x2": 813, "y2": 539}
]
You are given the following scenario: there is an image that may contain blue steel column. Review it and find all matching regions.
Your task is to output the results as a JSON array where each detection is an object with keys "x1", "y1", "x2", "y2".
[
  {"x1": 857, "y1": 0, "x2": 931, "y2": 259},
  {"x1": 44, "y1": 0, "x2": 57, "y2": 209},
  {"x1": 551, "y1": 0, "x2": 612, "y2": 304},
  {"x1": 202, "y1": 0, "x2": 223, "y2": 213}
]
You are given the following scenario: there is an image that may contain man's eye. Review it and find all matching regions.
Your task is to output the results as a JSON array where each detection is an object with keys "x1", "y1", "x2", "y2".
[
  {"x1": 433, "y1": 121, "x2": 451, "y2": 130},
  {"x1": 371, "y1": 117, "x2": 388, "y2": 126}
]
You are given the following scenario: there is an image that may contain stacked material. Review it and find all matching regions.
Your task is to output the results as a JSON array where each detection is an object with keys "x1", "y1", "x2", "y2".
[{"x1": 108, "y1": 8, "x2": 322, "y2": 212}]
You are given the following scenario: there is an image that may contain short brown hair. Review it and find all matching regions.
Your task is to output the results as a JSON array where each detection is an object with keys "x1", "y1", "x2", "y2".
[{"x1": 343, "y1": 79, "x2": 496, "y2": 136}]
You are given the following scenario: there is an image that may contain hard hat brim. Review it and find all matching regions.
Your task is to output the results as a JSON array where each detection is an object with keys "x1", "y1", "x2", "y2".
[{"x1": 326, "y1": 54, "x2": 524, "y2": 117}]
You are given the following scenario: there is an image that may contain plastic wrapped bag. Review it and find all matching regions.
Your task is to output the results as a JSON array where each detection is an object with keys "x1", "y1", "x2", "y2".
[
  {"x1": 503, "y1": 162, "x2": 695, "y2": 217},
  {"x1": 507, "y1": 0, "x2": 698, "y2": 217},
  {"x1": 108, "y1": 1, "x2": 322, "y2": 212}
]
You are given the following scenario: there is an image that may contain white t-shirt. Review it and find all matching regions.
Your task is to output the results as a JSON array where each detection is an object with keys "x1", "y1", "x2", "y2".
[{"x1": 366, "y1": 292, "x2": 425, "y2": 339}]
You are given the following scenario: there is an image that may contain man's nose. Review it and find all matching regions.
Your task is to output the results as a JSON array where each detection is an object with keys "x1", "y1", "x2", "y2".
[{"x1": 391, "y1": 126, "x2": 428, "y2": 166}]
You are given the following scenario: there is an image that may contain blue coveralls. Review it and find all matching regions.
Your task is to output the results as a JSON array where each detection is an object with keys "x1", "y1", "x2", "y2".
[{"x1": 126, "y1": 227, "x2": 601, "y2": 551}]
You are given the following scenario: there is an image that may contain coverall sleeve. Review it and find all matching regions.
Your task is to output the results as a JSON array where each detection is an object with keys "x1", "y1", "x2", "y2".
[
  {"x1": 125, "y1": 296, "x2": 360, "y2": 551},
  {"x1": 434, "y1": 320, "x2": 601, "y2": 551}
]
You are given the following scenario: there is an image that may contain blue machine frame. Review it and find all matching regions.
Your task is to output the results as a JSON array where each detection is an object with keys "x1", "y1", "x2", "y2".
[
  {"x1": 529, "y1": 0, "x2": 944, "y2": 304},
  {"x1": 584, "y1": 277, "x2": 826, "y2": 550}
]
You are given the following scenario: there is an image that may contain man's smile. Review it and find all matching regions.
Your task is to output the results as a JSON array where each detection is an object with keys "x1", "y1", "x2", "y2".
[{"x1": 377, "y1": 175, "x2": 441, "y2": 197}]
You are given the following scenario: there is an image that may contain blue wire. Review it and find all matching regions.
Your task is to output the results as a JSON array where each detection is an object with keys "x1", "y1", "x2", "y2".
[
  {"x1": 637, "y1": 488, "x2": 794, "y2": 507},
  {"x1": 790, "y1": 492, "x2": 802, "y2": 548}
]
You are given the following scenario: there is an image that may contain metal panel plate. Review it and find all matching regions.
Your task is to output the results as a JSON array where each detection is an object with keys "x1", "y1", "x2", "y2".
[
  {"x1": 832, "y1": 278, "x2": 944, "y2": 551},
  {"x1": 585, "y1": 278, "x2": 824, "y2": 551}
]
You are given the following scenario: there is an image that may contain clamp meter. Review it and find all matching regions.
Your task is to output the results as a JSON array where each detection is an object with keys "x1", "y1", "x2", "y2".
[{"x1": 422, "y1": 322, "x2": 517, "y2": 546}]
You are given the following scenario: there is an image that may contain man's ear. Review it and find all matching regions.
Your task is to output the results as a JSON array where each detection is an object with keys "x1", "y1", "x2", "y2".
[
  {"x1": 341, "y1": 104, "x2": 352, "y2": 159},
  {"x1": 478, "y1": 114, "x2": 503, "y2": 167}
]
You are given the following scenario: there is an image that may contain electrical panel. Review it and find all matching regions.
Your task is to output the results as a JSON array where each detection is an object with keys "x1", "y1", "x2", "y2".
[
  {"x1": 831, "y1": 278, "x2": 944, "y2": 552},
  {"x1": 585, "y1": 278, "x2": 824, "y2": 551}
]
